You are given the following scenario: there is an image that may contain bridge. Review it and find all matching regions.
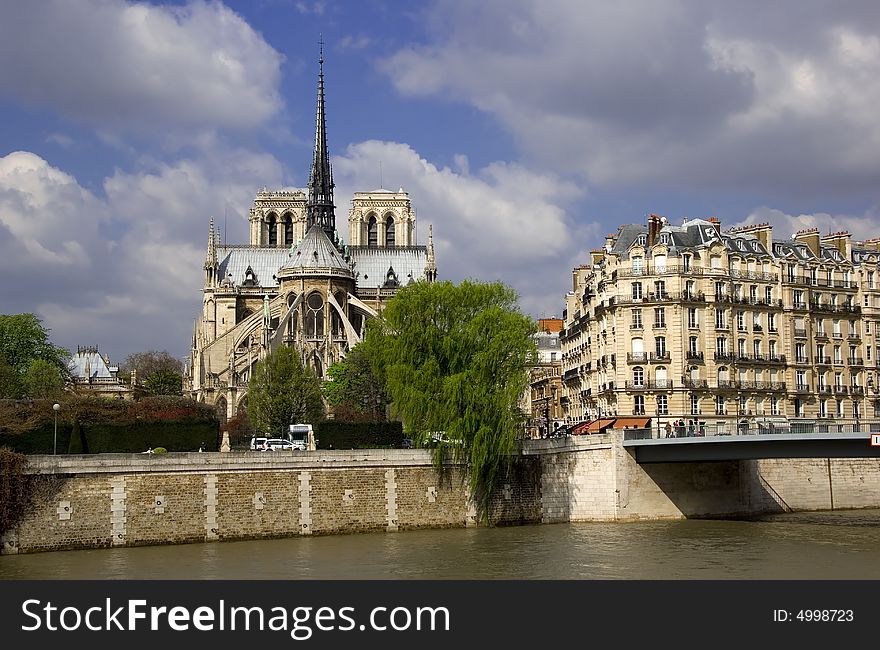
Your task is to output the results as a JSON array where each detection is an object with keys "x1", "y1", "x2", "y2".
[{"x1": 623, "y1": 430, "x2": 880, "y2": 463}]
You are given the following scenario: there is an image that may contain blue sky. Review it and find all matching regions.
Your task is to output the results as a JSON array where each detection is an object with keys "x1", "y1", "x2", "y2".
[{"x1": 2, "y1": 0, "x2": 880, "y2": 364}]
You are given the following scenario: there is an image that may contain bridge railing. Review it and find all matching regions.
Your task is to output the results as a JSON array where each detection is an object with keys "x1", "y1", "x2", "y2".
[{"x1": 622, "y1": 420, "x2": 880, "y2": 441}]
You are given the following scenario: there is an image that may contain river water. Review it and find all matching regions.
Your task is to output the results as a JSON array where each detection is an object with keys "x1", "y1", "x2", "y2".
[{"x1": 2, "y1": 509, "x2": 880, "y2": 580}]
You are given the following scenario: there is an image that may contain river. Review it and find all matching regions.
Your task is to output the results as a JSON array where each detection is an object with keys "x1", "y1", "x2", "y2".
[{"x1": 2, "y1": 509, "x2": 880, "y2": 579}]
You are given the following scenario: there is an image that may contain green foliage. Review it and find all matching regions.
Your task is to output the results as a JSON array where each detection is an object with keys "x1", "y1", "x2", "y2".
[
  {"x1": 314, "y1": 421, "x2": 404, "y2": 449},
  {"x1": 0, "y1": 356, "x2": 22, "y2": 399},
  {"x1": 120, "y1": 350, "x2": 182, "y2": 384},
  {"x1": 0, "y1": 314, "x2": 69, "y2": 398},
  {"x1": 0, "y1": 447, "x2": 29, "y2": 537},
  {"x1": 144, "y1": 369, "x2": 183, "y2": 396},
  {"x1": 247, "y1": 346, "x2": 324, "y2": 436},
  {"x1": 0, "y1": 395, "x2": 218, "y2": 454},
  {"x1": 151, "y1": 447, "x2": 167, "y2": 454},
  {"x1": 324, "y1": 346, "x2": 388, "y2": 421},
  {"x1": 22, "y1": 359, "x2": 65, "y2": 399},
  {"x1": 362, "y1": 280, "x2": 536, "y2": 517}
]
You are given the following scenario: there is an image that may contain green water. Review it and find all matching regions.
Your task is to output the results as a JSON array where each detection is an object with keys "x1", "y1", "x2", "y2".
[{"x1": 3, "y1": 509, "x2": 879, "y2": 579}]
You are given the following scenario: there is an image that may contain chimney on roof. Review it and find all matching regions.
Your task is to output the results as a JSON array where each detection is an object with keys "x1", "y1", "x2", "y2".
[
  {"x1": 591, "y1": 249, "x2": 605, "y2": 265},
  {"x1": 647, "y1": 214, "x2": 662, "y2": 247},
  {"x1": 864, "y1": 237, "x2": 880, "y2": 252},
  {"x1": 794, "y1": 227, "x2": 821, "y2": 257},
  {"x1": 707, "y1": 217, "x2": 722, "y2": 236},
  {"x1": 821, "y1": 231, "x2": 852, "y2": 259}
]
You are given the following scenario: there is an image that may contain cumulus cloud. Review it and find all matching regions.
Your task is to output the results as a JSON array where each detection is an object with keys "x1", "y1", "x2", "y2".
[
  {"x1": 730, "y1": 205, "x2": 880, "y2": 242},
  {"x1": 0, "y1": 0, "x2": 283, "y2": 134},
  {"x1": 0, "y1": 146, "x2": 284, "y2": 360},
  {"x1": 381, "y1": 0, "x2": 880, "y2": 196},
  {"x1": 332, "y1": 140, "x2": 591, "y2": 316}
]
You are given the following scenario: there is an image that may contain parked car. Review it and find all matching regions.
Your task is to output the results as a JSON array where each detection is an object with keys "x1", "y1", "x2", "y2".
[
  {"x1": 265, "y1": 438, "x2": 295, "y2": 451},
  {"x1": 250, "y1": 436, "x2": 268, "y2": 451}
]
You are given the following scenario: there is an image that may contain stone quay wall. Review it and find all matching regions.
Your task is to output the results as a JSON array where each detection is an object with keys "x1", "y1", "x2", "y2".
[{"x1": 2, "y1": 435, "x2": 878, "y2": 554}]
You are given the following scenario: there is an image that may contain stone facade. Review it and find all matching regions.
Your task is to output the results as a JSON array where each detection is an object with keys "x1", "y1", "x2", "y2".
[{"x1": 561, "y1": 217, "x2": 880, "y2": 434}]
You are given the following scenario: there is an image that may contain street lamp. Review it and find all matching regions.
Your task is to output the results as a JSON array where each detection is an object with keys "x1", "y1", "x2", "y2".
[{"x1": 53, "y1": 403, "x2": 60, "y2": 455}]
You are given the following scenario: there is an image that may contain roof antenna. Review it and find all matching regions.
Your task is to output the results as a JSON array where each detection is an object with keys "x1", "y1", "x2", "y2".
[
  {"x1": 379, "y1": 160, "x2": 383, "y2": 189},
  {"x1": 224, "y1": 206, "x2": 227, "y2": 246}
]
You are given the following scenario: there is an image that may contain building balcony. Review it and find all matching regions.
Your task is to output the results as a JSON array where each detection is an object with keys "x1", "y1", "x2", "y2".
[
  {"x1": 851, "y1": 386, "x2": 866, "y2": 396},
  {"x1": 794, "y1": 383, "x2": 812, "y2": 393},
  {"x1": 562, "y1": 368, "x2": 580, "y2": 382},
  {"x1": 681, "y1": 377, "x2": 708, "y2": 389},
  {"x1": 792, "y1": 302, "x2": 808, "y2": 310},
  {"x1": 810, "y1": 302, "x2": 861, "y2": 314},
  {"x1": 714, "y1": 352, "x2": 736, "y2": 362},
  {"x1": 686, "y1": 351, "x2": 704, "y2": 362},
  {"x1": 794, "y1": 356, "x2": 810, "y2": 364},
  {"x1": 849, "y1": 357, "x2": 865, "y2": 366},
  {"x1": 729, "y1": 269, "x2": 778, "y2": 282},
  {"x1": 815, "y1": 331, "x2": 828, "y2": 340},
  {"x1": 627, "y1": 352, "x2": 648, "y2": 363},
  {"x1": 818, "y1": 386, "x2": 833, "y2": 395},
  {"x1": 834, "y1": 385, "x2": 849, "y2": 394},
  {"x1": 793, "y1": 328, "x2": 807, "y2": 337}
]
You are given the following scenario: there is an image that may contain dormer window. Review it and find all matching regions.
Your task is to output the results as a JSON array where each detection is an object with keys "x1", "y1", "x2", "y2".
[
  {"x1": 636, "y1": 234, "x2": 647, "y2": 246},
  {"x1": 660, "y1": 233, "x2": 670, "y2": 245}
]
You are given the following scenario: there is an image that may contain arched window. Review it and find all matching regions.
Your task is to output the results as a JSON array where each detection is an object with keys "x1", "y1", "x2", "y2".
[
  {"x1": 267, "y1": 214, "x2": 277, "y2": 246},
  {"x1": 305, "y1": 292, "x2": 324, "y2": 338},
  {"x1": 385, "y1": 214, "x2": 395, "y2": 246},
  {"x1": 632, "y1": 367, "x2": 644, "y2": 386},
  {"x1": 287, "y1": 293, "x2": 298, "y2": 343},
  {"x1": 368, "y1": 215, "x2": 378, "y2": 248},
  {"x1": 284, "y1": 214, "x2": 293, "y2": 246}
]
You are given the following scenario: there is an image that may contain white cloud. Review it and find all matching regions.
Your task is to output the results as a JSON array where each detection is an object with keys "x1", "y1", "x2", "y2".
[
  {"x1": 339, "y1": 34, "x2": 372, "y2": 50},
  {"x1": 0, "y1": 145, "x2": 284, "y2": 360},
  {"x1": 731, "y1": 206, "x2": 880, "y2": 242},
  {"x1": 0, "y1": 0, "x2": 283, "y2": 134},
  {"x1": 333, "y1": 140, "x2": 590, "y2": 317},
  {"x1": 381, "y1": 0, "x2": 880, "y2": 196},
  {"x1": 45, "y1": 133, "x2": 74, "y2": 148}
]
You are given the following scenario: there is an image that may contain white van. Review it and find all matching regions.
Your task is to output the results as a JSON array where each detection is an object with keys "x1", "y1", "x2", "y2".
[{"x1": 286, "y1": 424, "x2": 316, "y2": 451}]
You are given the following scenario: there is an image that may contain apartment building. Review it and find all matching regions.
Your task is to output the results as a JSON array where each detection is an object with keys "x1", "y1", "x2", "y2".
[{"x1": 560, "y1": 216, "x2": 880, "y2": 435}]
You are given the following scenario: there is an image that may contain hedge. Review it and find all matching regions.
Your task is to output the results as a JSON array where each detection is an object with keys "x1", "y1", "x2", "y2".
[
  {"x1": 314, "y1": 421, "x2": 404, "y2": 449},
  {"x1": 0, "y1": 396, "x2": 219, "y2": 454}
]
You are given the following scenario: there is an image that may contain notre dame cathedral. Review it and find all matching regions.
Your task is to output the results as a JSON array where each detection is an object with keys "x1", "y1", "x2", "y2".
[{"x1": 184, "y1": 50, "x2": 437, "y2": 421}]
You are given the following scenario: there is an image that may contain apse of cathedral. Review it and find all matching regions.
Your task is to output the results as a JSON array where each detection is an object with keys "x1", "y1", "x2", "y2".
[{"x1": 185, "y1": 49, "x2": 437, "y2": 420}]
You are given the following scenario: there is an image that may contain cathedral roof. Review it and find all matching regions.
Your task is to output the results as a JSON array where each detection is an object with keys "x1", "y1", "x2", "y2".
[
  {"x1": 349, "y1": 246, "x2": 429, "y2": 289},
  {"x1": 278, "y1": 224, "x2": 354, "y2": 277}
]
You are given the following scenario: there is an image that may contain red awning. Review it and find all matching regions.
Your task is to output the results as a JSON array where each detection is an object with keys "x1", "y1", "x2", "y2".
[
  {"x1": 613, "y1": 417, "x2": 650, "y2": 429},
  {"x1": 572, "y1": 418, "x2": 616, "y2": 434}
]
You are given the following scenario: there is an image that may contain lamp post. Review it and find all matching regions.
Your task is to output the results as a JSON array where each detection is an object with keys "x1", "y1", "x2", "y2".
[{"x1": 53, "y1": 403, "x2": 60, "y2": 455}]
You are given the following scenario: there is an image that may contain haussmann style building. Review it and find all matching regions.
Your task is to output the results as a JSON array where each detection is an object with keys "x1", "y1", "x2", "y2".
[
  {"x1": 184, "y1": 52, "x2": 437, "y2": 421},
  {"x1": 560, "y1": 215, "x2": 880, "y2": 437}
]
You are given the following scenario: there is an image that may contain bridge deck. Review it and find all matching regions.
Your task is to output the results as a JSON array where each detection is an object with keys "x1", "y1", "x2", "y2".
[{"x1": 623, "y1": 432, "x2": 880, "y2": 463}]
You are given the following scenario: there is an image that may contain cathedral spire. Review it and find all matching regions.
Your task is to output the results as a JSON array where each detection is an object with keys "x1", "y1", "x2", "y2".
[
  {"x1": 306, "y1": 36, "x2": 336, "y2": 241},
  {"x1": 426, "y1": 224, "x2": 437, "y2": 282},
  {"x1": 205, "y1": 217, "x2": 218, "y2": 286}
]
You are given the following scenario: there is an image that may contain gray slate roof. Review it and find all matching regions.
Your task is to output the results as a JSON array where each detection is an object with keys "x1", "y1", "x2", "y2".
[
  {"x1": 349, "y1": 246, "x2": 428, "y2": 288},
  {"x1": 68, "y1": 349, "x2": 113, "y2": 380},
  {"x1": 280, "y1": 224, "x2": 353, "y2": 275}
]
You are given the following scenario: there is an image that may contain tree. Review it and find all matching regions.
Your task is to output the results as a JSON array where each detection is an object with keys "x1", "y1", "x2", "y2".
[
  {"x1": 247, "y1": 346, "x2": 324, "y2": 436},
  {"x1": 21, "y1": 359, "x2": 65, "y2": 399},
  {"x1": 0, "y1": 314, "x2": 69, "y2": 398},
  {"x1": 324, "y1": 346, "x2": 388, "y2": 421},
  {"x1": 143, "y1": 369, "x2": 183, "y2": 396},
  {"x1": 362, "y1": 280, "x2": 536, "y2": 516},
  {"x1": 120, "y1": 350, "x2": 182, "y2": 384}
]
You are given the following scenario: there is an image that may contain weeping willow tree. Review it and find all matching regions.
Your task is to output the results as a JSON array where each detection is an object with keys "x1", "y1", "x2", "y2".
[{"x1": 362, "y1": 280, "x2": 536, "y2": 518}]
